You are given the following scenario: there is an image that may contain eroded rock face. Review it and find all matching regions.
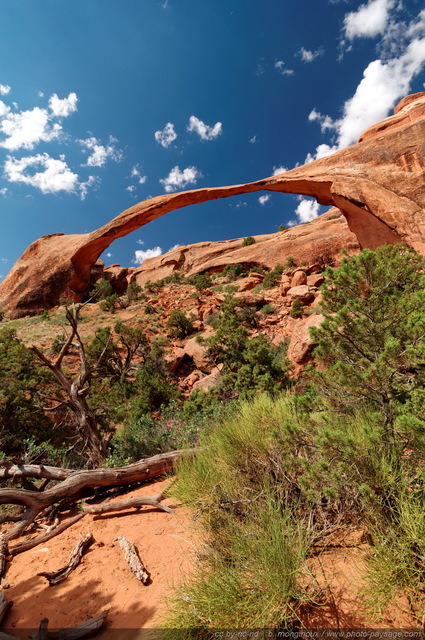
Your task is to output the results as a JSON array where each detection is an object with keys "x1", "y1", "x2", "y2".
[{"x1": 1, "y1": 93, "x2": 424, "y2": 318}]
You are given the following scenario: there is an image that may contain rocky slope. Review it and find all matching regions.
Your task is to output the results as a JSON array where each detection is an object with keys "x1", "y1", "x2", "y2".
[{"x1": 0, "y1": 92, "x2": 424, "y2": 318}]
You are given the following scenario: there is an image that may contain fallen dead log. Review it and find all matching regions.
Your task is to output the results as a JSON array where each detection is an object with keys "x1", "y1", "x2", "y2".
[
  {"x1": 0, "y1": 462, "x2": 73, "y2": 482},
  {"x1": 118, "y1": 536, "x2": 149, "y2": 584},
  {"x1": 82, "y1": 487, "x2": 174, "y2": 516},
  {"x1": 0, "y1": 449, "x2": 185, "y2": 541},
  {"x1": 9, "y1": 514, "x2": 85, "y2": 556},
  {"x1": 0, "y1": 593, "x2": 13, "y2": 626},
  {"x1": 30, "y1": 610, "x2": 108, "y2": 640},
  {"x1": 37, "y1": 533, "x2": 94, "y2": 586}
]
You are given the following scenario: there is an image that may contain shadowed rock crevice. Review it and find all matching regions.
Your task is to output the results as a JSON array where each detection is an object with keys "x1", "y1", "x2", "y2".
[{"x1": 1, "y1": 93, "x2": 424, "y2": 317}]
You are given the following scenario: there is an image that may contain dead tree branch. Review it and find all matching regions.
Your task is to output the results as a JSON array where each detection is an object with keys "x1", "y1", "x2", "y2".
[
  {"x1": 118, "y1": 536, "x2": 149, "y2": 584},
  {"x1": 37, "y1": 533, "x2": 94, "y2": 586},
  {"x1": 30, "y1": 610, "x2": 108, "y2": 640},
  {"x1": 1, "y1": 449, "x2": 184, "y2": 542}
]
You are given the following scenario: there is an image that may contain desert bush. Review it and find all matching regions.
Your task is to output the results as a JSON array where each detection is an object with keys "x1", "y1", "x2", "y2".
[
  {"x1": 188, "y1": 273, "x2": 212, "y2": 291},
  {"x1": 290, "y1": 298, "x2": 304, "y2": 318},
  {"x1": 167, "y1": 309, "x2": 194, "y2": 338},
  {"x1": 242, "y1": 236, "x2": 255, "y2": 247}
]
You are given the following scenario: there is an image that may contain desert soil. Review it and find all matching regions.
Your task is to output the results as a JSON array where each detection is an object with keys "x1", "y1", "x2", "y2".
[{"x1": 2, "y1": 478, "x2": 197, "y2": 637}]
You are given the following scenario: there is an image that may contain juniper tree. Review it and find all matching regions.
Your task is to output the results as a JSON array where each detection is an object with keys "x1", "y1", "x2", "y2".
[{"x1": 309, "y1": 244, "x2": 425, "y2": 427}]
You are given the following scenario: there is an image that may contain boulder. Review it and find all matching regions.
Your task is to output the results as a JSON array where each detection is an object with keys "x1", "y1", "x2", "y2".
[
  {"x1": 183, "y1": 337, "x2": 212, "y2": 373},
  {"x1": 290, "y1": 270, "x2": 307, "y2": 287},
  {"x1": 287, "y1": 314, "x2": 325, "y2": 364},
  {"x1": 287, "y1": 286, "x2": 315, "y2": 303},
  {"x1": 306, "y1": 273, "x2": 325, "y2": 288},
  {"x1": 236, "y1": 276, "x2": 264, "y2": 292},
  {"x1": 192, "y1": 364, "x2": 224, "y2": 392}
]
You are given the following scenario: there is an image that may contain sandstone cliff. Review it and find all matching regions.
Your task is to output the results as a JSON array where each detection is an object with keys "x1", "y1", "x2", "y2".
[{"x1": 0, "y1": 92, "x2": 424, "y2": 318}]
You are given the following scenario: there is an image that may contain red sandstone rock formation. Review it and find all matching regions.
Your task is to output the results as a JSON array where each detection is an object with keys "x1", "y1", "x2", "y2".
[{"x1": 0, "y1": 93, "x2": 424, "y2": 318}]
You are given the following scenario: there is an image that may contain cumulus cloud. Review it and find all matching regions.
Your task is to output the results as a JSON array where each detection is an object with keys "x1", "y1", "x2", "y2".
[
  {"x1": 258, "y1": 194, "x2": 270, "y2": 206},
  {"x1": 133, "y1": 246, "x2": 163, "y2": 265},
  {"x1": 4, "y1": 153, "x2": 79, "y2": 194},
  {"x1": 0, "y1": 85, "x2": 11, "y2": 96},
  {"x1": 79, "y1": 135, "x2": 123, "y2": 167},
  {"x1": 344, "y1": 0, "x2": 394, "y2": 40},
  {"x1": 0, "y1": 107, "x2": 62, "y2": 151},
  {"x1": 275, "y1": 60, "x2": 294, "y2": 76},
  {"x1": 249, "y1": 135, "x2": 257, "y2": 144},
  {"x1": 49, "y1": 92, "x2": 78, "y2": 117},
  {"x1": 272, "y1": 165, "x2": 288, "y2": 175},
  {"x1": 154, "y1": 122, "x2": 177, "y2": 148},
  {"x1": 294, "y1": 198, "x2": 321, "y2": 223},
  {"x1": 307, "y1": 8, "x2": 425, "y2": 161},
  {"x1": 3, "y1": 153, "x2": 96, "y2": 199},
  {"x1": 298, "y1": 47, "x2": 324, "y2": 62},
  {"x1": 0, "y1": 92, "x2": 78, "y2": 151},
  {"x1": 159, "y1": 165, "x2": 202, "y2": 192},
  {"x1": 126, "y1": 185, "x2": 136, "y2": 193},
  {"x1": 0, "y1": 188, "x2": 7, "y2": 196},
  {"x1": 187, "y1": 116, "x2": 222, "y2": 141}
]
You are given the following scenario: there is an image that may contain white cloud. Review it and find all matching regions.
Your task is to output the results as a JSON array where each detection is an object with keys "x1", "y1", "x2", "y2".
[
  {"x1": 344, "y1": 0, "x2": 394, "y2": 40},
  {"x1": 0, "y1": 107, "x2": 62, "y2": 151},
  {"x1": 0, "y1": 101, "x2": 10, "y2": 117},
  {"x1": 295, "y1": 198, "x2": 321, "y2": 223},
  {"x1": 48, "y1": 92, "x2": 78, "y2": 118},
  {"x1": 249, "y1": 135, "x2": 257, "y2": 144},
  {"x1": 307, "y1": 9, "x2": 425, "y2": 160},
  {"x1": 258, "y1": 194, "x2": 270, "y2": 206},
  {"x1": 3, "y1": 152, "x2": 97, "y2": 199},
  {"x1": 137, "y1": 239, "x2": 144, "y2": 245},
  {"x1": 0, "y1": 85, "x2": 11, "y2": 96},
  {"x1": 106, "y1": 252, "x2": 112, "y2": 258},
  {"x1": 272, "y1": 165, "x2": 288, "y2": 175},
  {"x1": 130, "y1": 164, "x2": 147, "y2": 184},
  {"x1": 79, "y1": 175, "x2": 99, "y2": 200},
  {"x1": 38, "y1": 91, "x2": 44, "y2": 98},
  {"x1": 133, "y1": 246, "x2": 163, "y2": 265},
  {"x1": 308, "y1": 109, "x2": 338, "y2": 133},
  {"x1": 169, "y1": 243, "x2": 180, "y2": 251},
  {"x1": 159, "y1": 165, "x2": 202, "y2": 192},
  {"x1": 187, "y1": 116, "x2": 222, "y2": 141},
  {"x1": 298, "y1": 47, "x2": 323, "y2": 62},
  {"x1": 0, "y1": 188, "x2": 7, "y2": 196},
  {"x1": 154, "y1": 122, "x2": 177, "y2": 148},
  {"x1": 275, "y1": 60, "x2": 294, "y2": 76},
  {"x1": 126, "y1": 185, "x2": 136, "y2": 193},
  {"x1": 4, "y1": 153, "x2": 79, "y2": 194},
  {"x1": 0, "y1": 92, "x2": 79, "y2": 151},
  {"x1": 79, "y1": 135, "x2": 123, "y2": 167}
]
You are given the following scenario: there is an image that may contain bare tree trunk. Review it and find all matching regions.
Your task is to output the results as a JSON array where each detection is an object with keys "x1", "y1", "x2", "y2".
[{"x1": 1, "y1": 450, "x2": 185, "y2": 541}]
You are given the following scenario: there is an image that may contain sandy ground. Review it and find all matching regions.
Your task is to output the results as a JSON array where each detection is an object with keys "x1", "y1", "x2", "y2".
[
  {"x1": 1, "y1": 478, "x2": 197, "y2": 637},
  {"x1": 1, "y1": 481, "x2": 422, "y2": 635}
]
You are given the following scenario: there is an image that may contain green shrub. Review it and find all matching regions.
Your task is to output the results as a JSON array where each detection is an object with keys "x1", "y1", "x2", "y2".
[
  {"x1": 188, "y1": 273, "x2": 212, "y2": 291},
  {"x1": 222, "y1": 263, "x2": 244, "y2": 282},
  {"x1": 285, "y1": 256, "x2": 297, "y2": 268},
  {"x1": 242, "y1": 236, "x2": 255, "y2": 247},
  {"x1": 290, "y1": 298, "x2": 304, "y2": 318},
  {"x1": 90, "y1": 278, "x2": 114, "y2": 301},
  {"x1": 260, "y1": 264, "x2": 284, "y2": 289},
  {"x1": 260, "y1": 303, "x2": 276, "y2": 315},
  {"x1": 167, "y1": 309, "x2": 194, "y2": 339},
  {"x1": 99, "y1": 293, "x2": 118, "y2": 313}
]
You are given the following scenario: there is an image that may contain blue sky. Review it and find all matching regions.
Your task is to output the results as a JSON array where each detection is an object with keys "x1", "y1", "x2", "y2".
[{"x1": 0, "y1": 0, "x2": 424, "y2": 278}]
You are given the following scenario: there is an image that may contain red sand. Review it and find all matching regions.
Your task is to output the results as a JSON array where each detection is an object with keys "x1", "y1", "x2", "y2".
[{"x1": 2, "y1": 478, "x2": 197, "y2": 635}]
